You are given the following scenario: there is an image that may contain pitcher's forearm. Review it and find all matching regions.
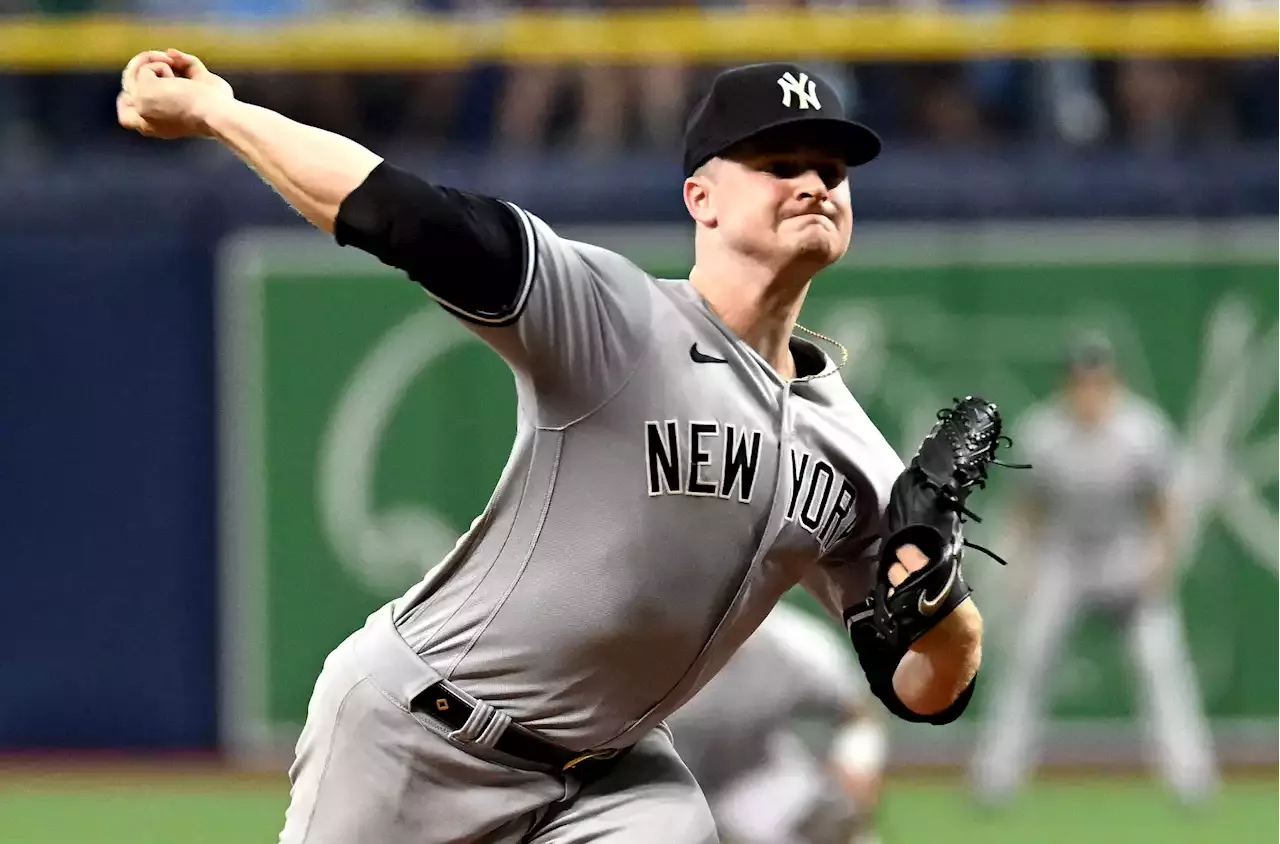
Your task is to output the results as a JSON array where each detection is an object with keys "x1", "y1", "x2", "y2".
[
  {"x1": 200, "y1": 98, "x2": 382, "y2": 233},
  {"x1": 892, "y1": 599, "x2": 983, "y2": 715}
]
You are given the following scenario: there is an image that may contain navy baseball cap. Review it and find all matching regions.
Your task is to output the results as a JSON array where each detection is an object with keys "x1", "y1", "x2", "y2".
[
  {"x1": 683, "y1": 63, "x2": 881, "y2": 177},
  {"x1": 1064, "y1": 331, "x2": 1116, "y2": 372}
]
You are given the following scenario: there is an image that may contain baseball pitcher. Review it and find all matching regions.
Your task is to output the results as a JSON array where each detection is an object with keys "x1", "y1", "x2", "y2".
[{"x1": 119, "y1": 52, "x2": 1018, "y2": 843}]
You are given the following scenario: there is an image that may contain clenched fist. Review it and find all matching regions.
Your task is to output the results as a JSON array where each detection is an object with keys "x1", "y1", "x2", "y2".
[{"x1": 117, "y1": 49, "x2": 234, "y2": 140}]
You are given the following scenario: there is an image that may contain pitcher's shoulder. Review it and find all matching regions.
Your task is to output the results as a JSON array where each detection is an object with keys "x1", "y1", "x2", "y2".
[{"x1": 831, "y1": 392, "x2": 907, "y2": 496}]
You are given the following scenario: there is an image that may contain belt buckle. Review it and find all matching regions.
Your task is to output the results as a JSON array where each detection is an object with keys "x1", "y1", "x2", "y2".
[{"x1": 561, "y1": 748, "x2": 620, "y2": 771}]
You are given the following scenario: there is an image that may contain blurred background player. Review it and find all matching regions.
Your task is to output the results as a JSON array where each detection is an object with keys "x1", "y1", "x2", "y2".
[
  {"x1": 969, "y1": 332, "x2": 1219, "y2": 806},
  {"x1": 669, "y1": 602, "x2": 887, "y2": 844}
]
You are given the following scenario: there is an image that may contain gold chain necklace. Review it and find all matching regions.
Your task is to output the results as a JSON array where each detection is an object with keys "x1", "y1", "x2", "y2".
[{"x1": 794, "y1": 322, "x2": 849, "y2": 377}]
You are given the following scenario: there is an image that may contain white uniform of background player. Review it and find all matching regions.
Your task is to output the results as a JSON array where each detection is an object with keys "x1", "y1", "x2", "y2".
[
  {"x1": 669, "y1": 602, "x2": 887, "y2": 844},
  {"x1": 970, "y1": 335, "x2": 1218, "y2": 803}
]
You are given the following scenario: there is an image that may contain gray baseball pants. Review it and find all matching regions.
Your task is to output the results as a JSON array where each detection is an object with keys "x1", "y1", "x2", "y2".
[
  {"x1": 278, "y1": 606, "x2": 718, "y2": 844},
  {"x1": 969, "y1": 557, "x2": 1218, "y2": 802}
]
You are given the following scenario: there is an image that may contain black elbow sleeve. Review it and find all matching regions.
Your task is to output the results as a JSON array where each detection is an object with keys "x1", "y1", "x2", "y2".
[{"x1": 334, "y1": 162, "x2": 531, "y2": 323}]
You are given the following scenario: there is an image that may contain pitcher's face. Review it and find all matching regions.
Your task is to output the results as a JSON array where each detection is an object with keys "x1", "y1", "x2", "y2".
[{"x1": 685, "y1": 138, "x2": 853, "y2": 271}]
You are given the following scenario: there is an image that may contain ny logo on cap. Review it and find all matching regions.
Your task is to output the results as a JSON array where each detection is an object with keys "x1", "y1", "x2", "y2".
[{"x1": 777, "y1": 72, "x2": 821, "y2": 110}]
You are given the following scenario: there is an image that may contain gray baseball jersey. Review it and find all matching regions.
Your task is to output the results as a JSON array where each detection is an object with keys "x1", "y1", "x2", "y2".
[
  {"x1": 391, "y1": 205, "x2": 904, "y2": 752},
  {"x1": 666, "y1": 602, "x2": 863, "y2": 796},
  {"x1": 1017, "y1": 391, "x2": 1173, "y2": 550}
]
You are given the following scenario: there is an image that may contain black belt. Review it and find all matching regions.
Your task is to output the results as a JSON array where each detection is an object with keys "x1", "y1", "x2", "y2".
[{"x1": 413, "y1": 682, "x2": 624, "y2": 773}]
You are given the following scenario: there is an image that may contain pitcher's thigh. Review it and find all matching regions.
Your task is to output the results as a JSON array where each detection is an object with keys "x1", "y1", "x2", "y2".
[
  {"x1": 280, "y1": 655, "x2": 561, "y2": 844},
  {"x1": 528, "y1": 730, "x2": 718, "y2": 844}
]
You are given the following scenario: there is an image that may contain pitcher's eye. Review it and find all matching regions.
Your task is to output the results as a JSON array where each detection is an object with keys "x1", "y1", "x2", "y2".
[
  {"x1": 763, "y1": 159, "x2": 846, "y2": 188},
  {"x1": 817, "y1": 163, "x2": 846, "y2": 189},
  {"x1": 766, "y1": 160, "x2": 804, "y2": 179}
]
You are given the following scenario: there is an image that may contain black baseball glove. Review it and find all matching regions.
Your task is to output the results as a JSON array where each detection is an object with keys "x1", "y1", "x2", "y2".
[{"x1": 845, "y1": 396, "x2": 1027, "y2": 722}]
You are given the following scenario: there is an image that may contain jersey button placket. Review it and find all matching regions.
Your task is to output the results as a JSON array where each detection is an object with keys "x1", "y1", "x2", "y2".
[{"x1": 763, "y1": 384, "x2": 797, "y2": 550}]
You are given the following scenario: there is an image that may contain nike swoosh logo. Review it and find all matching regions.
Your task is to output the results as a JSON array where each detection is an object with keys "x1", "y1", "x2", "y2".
[
  {"x1": 918, "y1": 556, "x2": 958, "y2": 615},
  {"x1": 689, "y1": 343, "x2": 728, "y2": 364}
]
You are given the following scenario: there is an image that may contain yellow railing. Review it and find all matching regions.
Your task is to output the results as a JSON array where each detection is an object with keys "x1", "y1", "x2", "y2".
[{"x1": 0, "y1": 7, "x2": 1275, "y2": 71}]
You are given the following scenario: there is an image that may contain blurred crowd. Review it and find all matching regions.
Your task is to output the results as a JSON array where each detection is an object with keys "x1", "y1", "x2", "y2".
[{"x1": 0, "y1": 1, "x2": 1276, "y2": 164}]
